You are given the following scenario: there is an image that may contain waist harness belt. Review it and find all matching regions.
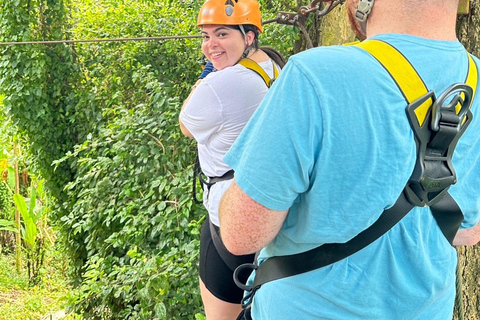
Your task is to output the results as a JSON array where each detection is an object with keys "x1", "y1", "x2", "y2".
[
  {"x1": 192, "y1": 58, "x2": 279, "y2": 203},
  {"x1": 234, "y1": 39, "x2": 478, "y2": 310}
]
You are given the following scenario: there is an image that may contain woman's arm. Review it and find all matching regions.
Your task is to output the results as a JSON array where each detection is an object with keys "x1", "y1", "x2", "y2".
[{"x1": 179, "y1": 79, "x2": 202, "y2": 138}]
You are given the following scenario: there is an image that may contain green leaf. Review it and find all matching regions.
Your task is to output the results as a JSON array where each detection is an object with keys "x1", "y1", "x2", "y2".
[
  {"x1": 13, "y1": 193, "x2": 37, "y2": 250},
  {"x1": 0, "y1": 219, "x2": 18, "y2": 233}
]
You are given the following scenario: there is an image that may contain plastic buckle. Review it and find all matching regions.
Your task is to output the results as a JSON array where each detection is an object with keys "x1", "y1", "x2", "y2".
[
  {"x1": 355, "y1": 0, "x2": 375, "y2": 22},
  {"x1": 405, "y1": 84, "x2": 474, "y2": 207}
]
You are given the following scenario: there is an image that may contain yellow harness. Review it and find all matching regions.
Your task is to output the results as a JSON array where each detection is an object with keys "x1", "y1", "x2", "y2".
[
  {"x1": 357, "y1": 39, "x2": 478, "y2": 211},
  {"x1": 238, "y1": 58, "x2": 279, "y2": 88},
  {"x1": 356, "y1": 39, "x2": 477, "y2": 127}
]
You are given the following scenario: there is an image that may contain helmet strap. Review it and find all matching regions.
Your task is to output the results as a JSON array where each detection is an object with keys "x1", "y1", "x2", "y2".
[
  {"x1": 239, "y1": 25, "x2": 255, "y2": 59},
  {"x1": 239, "y1": 24, "x2": 246, "y2": 37},
  {"x1": 355, "y1": 0, "x2": 375, "y2": 35}
]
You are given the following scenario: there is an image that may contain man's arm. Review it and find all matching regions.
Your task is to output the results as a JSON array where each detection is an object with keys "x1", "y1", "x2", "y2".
[
  {"x1": 453, "y1": 221, "x2": 480, "y2": 246},
  {"x1": 219, "y1": 180, "x2": 288, "y2": 255}
]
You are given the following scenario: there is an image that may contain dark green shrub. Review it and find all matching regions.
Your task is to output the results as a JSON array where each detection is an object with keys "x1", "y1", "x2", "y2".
[{"x1": 55, "y1": 65, "x2": 204, "y2": 318}]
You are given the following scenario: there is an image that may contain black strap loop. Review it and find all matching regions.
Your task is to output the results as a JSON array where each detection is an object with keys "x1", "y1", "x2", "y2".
[{"x1": 192, "y1": 152, "x2": 234, "y2": 203}]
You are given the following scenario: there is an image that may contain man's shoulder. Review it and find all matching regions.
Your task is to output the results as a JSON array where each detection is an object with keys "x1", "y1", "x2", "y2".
[
  {"x1": 292, "y1": 42, "x2": 364, "y2": 59},
  {"x1": 283, "y1": 42, "x2": 379, "y2": 84}
]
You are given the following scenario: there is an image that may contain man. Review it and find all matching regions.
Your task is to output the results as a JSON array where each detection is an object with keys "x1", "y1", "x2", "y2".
[{"x1": 219, "y1": 0, "x2": 480, "y2": 319}]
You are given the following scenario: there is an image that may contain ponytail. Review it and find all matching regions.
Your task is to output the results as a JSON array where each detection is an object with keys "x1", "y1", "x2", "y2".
[{"x1": 260, "y1": 46, "x2": 286, "y2": 69}]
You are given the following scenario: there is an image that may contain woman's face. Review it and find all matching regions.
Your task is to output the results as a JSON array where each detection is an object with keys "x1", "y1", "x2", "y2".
[{"x1": 201, "y1": 25, "x2": 251, "y2": 70}]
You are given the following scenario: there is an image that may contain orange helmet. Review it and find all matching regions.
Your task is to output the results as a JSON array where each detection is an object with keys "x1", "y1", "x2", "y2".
[{"x1": 197, "y1": 0, "x2": 263, "y2": 33}]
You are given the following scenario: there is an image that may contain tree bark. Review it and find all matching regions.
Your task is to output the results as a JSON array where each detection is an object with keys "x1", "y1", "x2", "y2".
[
  {"x1": 456, "y1": 246, "x2": 480, "y2": 320},
  {"x1": 455, "y1": 2, "x2": 480, "y2": 319},
  {"x1": 457, "y1": 0, "x2": 480, "y2": 56}
]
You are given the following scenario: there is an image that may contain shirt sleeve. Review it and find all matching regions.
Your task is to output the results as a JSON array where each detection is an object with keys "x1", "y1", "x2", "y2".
[
  {"x1": 180, "y1": 81, "x2": 223, "y2": 144},
  {"x1": 224, "y1": 60, "x2": 323, "y2": 211}
]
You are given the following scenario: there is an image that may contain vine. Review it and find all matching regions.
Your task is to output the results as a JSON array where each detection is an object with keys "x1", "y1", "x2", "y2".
[{"x1": 0, "y1": 0, "x2": 79, "y2": 202}]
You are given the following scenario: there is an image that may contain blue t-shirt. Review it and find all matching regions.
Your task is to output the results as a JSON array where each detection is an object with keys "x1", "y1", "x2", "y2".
[{"x1": 224, "y1": 34, "x2": 480, "y2": 320}]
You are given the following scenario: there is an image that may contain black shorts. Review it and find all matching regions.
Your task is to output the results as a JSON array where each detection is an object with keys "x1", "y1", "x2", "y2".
[{"x1": 199, "y1": 219, "x2": 256, "y2": 303}]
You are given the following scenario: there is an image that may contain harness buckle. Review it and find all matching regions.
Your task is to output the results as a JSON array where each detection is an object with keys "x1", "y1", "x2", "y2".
[
  {"x1": 431, "y1": 83, "x2": 473, "y2": 132},
  {"x1": 355, "y1": 0, "x2": 375, "y2": 22},
  {"x1": 405, "y1": 84, "x2": 474, "y2": 207}
]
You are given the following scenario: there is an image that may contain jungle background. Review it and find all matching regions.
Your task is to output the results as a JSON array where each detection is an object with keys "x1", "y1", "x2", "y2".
[{"x1": 0, "y1": 0, "x2": 478, "y2": 319}]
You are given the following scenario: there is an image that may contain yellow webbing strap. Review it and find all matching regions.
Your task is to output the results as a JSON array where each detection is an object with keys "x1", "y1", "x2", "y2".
[
  {"x1": 356, "y1": 39, "x2": 478, "y2": 127},
  {"x1": 464, "y1": 54, "x2": 478, "y2": 108},
  {"x1": 238, "y1": 58, "x2": 279, "y2": 88}
]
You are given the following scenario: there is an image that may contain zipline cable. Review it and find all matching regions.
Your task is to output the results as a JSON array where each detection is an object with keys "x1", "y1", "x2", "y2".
[
  {"x1": 0, "y1": 35, "x2": 202, "y2": 46},
  {"x1": 0, "y1": 0, "x2": 345, "y2": 47}
]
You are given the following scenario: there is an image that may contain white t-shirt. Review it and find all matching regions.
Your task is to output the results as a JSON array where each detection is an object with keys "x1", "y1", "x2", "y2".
[{"x1": 180, "y1": 60, "x2": 278, "y2": 225}]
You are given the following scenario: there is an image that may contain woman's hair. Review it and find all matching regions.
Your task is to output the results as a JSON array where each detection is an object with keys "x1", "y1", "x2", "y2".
[
  {"x1": 260, "y1": 46, "x2": 286, "y2": 69},
  {"x1": 226, "y1": 24, "x2": 259, "y2": 51},
  {"x1": 227, "y1": 24, "x2": 286, "y2": 67}
]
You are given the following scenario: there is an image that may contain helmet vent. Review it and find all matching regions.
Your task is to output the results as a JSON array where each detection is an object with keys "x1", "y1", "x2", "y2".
[{"x1": 225, "y1": 0, "x2": 234, "y2": 16}]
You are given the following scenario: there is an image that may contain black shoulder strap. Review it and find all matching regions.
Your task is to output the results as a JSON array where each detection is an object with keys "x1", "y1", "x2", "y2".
[{"x1": 235, "y1": 39, "x2": 478, "y2": 294}]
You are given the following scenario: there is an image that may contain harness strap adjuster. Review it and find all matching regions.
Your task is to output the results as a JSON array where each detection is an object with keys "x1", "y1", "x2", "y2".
[{"x1": 405, "y1": 83, "x2": 474, "y2": 207}]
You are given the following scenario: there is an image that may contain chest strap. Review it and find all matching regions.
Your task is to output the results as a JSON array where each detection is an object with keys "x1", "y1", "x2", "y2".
[{"x1": 233, "y1": 39, "x2": 478, "y2": 300}]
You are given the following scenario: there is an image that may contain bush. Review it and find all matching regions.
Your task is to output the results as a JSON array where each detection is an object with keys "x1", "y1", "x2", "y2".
[
  {"x1": 56, "y1": 67, "x2": 204, "y2": 318},
  {"x1": 0, "y1": 0, "x2": 299, "y2": 318}
]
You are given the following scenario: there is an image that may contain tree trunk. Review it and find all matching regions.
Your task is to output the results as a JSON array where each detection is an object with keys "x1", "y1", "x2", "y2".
[
  {"x1": 455, "y1": 2, "x2": 480, "y2": 319},
  {"x1": 456, "y1": 246, "x2": 480, "y2": 320},
  {"x1": 457, "y1": 0, "x2": 480, "y2": 56},
  {"x1": 312, "y1": 2, "x2": 480, "y2": 319}
]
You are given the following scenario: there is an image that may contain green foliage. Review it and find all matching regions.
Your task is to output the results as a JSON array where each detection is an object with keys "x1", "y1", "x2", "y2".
[
  {"x1": 1, "y1": 0, "x2": 300, "y2": 318},
  {"x1": 0, "y1": 245, "x2": 76, "y2": 320},
  {"x1": 71, "y1": 0, "x2": 204, "y2": 106},
  {"x1": 258, "y1": 0, "x2": 300, "y2": 56},
  {"x1": 13, "y1": 179, "x2": 50, "y2": 285},
  {"x1": 13, "y1": 191, "x2": 39, "y2": 251},
  {"x1": 0, "y1": 0, "x2": 79, "y2": 200},
  {"x1": 0, "y1": 181, "x2": 13, "y2": 220},
  {"x1": 0, "y1": 219, "x2": 17, "y2": 233},
  {"x1": 57, "y1": 75, "x2": 204, "y2": 318}
]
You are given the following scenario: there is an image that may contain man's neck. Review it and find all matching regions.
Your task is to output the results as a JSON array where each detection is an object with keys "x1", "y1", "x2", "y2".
[{"x1": 366, "y1": 1, "x2": 458, "y2": 41}]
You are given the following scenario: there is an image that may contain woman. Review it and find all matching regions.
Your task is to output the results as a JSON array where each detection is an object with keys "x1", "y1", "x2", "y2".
[{"x1": 179, "y1": 0, "x2": 285, "y2": 319}]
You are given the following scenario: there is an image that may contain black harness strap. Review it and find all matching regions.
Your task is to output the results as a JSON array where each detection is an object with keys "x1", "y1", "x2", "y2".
[
  {"x1": 193, "y1": 154, "x2": 235, "y2": 204},
  {"x1": 430, "y1": 193, "x2": 465, "y2": 244},
  {"x1": 246, "y1": 191, "x2": 415, "y2": 288}
]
